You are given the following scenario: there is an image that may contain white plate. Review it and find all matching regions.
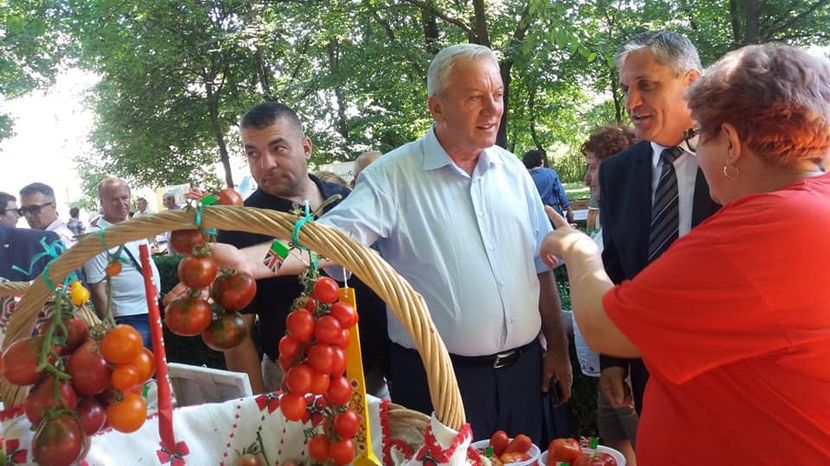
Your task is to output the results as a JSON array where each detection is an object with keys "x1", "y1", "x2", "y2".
[
  {"x1": 471, "y1": 439, "x2": 541, "y2": 466},
  {"x1": 538, "y1": 445, "x2": 626, "y2": 466}
]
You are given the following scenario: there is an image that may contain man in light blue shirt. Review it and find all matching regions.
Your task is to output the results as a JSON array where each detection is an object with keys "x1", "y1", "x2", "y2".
[{"x1": 318, "y1": 44, "x2": 572, "y2": 442}]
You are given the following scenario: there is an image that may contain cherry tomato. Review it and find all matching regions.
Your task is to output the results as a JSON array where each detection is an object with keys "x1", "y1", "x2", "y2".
[
  {"x1": 105, "y1": 260, "x2": 122, "y2": 276},
  {"x1": 505, "y1": 434, "x2": 532, "y2": 454},
  {"x1": 177, "y1": 255, "x2": 218, "y2": 289},
  {"x1": 286, "y1": 309, "x2": 315, "y2": 342},
  {"x1": 107, "y1": 391, "x2": 147, "y2": 433},
  {"x1": 329, "y1": 302, "x2": 358, "y2": 328},
  {"x1": 308, "y1": 434, "x2": 330, "y2": 462},
  {"x1": 212, "y1": 271, "x2": 256, "y2": 311},
  {"x1": 549, "y1": 437, "x2": 582, "y2": 463},
  {"x1": 314, "y1": 315, "x2": 343, "y2": 345},
  {"x1": 326, "y1": 375, "x2": 352, "y2": 406},
  {"x1": 164, "y1": 296, "x2": 213, "y2": 336},
  {"x1": 69, "y1": 284, "x2": 90, "y2": 306},
  {"x1": 2, "y1": 336, "x2": 48, "y2": 386},
  {"x1": 307, "y1": 343, "x2": 334, "y2": 374},
  {"x1": 61, "y1": 315, "x2": 89, "y2": 355},
  {"x1": 313, "y1": 277, "x2": 340, "y2": 304},
  {"x1": 77, "y1": 397, "x2": 108, "y2": 435},
  {"x1": 24, "y1": 377, "x2": 79, "y2": 425},
  {"x1": 216, "y1": 188, "x2": 244, "y2": 206},
  {"x1": 278, "y1": 354, "x2": 295, "y2": 370},
  {"x1": 101, "y1": 324, "x2": 143, "y2": 364},
  {"x1": 279, "y1": 392, "x2": 307, "y2": 421},
  {"x1": 284, "y1": 363, "x2": 313, "y2": 394},
  {"x1": 490, "y1": 430, "x2": 509, "y2": 456},
  {"x1": 169, "y1": 229, "x2": 206, "y2": 255},
  {"x1": 335, "y1": 328, "x2": 350, "y2": 349},
  {"x1": 131, "y1": 347, "x2": 155, "y2": 383},
  {"x1": 309, "y1": 370, "x2": 330, "y2": 395},
  {"x1": 32, "y1": 414, "x2": 85, "y2": 466},
  {"x1": 235, "y1": 453, "x2": 265, "y2": 466},
  {"x1": 112, "y1": 364, "x2": 140, "y2": 390},
  {"x1": 303, "y1": 296, "x2": 317, "y2": 312},
  {"x1": 329, "y1": 347, "x2": 346, "y2": 376},
  {"x1": 573, "y1": 452, "x2": 617, "y2": 466},
  {"x1": 201, "y1": 312, "x2": 247, "y2": 350},
  {"x1": 67, "y1": 339, "x2": 112, "y2": 396},
  {"x1": 329, "y1": 438, "x2": 355, "y2": 465},
  {"x1": 278, "y1": 335, "x2": 301, "y2": 360},
  {"x1": 334, "y1": 409, "x2": 361, "y2": 439}
]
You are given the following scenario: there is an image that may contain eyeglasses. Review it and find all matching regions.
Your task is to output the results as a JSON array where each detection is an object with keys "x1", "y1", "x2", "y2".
[
  {"x1": 0, "y1": 208, "x2": 19, "y2": 216},
  {"x1": 17, "y1": 202, "x2": 54, "y2": 216},
  {"x1": 684, "y1": 126, "x2": 700, "y2": 153}
]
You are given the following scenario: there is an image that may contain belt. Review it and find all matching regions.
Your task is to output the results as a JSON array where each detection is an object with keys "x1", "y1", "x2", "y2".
[{"x1": 450, "y1": 341, "x2": 536, "y2": 369}]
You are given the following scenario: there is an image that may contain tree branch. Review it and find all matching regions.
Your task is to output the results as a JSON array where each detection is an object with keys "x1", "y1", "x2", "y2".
[
  {"x1": 402, "y1": 0, "x2": 472, "y2": 34},
  {"x1": 762, "y1": 0, "x2": 830, "y2": 38}
]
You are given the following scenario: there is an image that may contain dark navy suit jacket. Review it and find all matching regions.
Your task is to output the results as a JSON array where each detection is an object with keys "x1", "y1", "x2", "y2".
[
  {"x1": 597, "y1": 140, "x2": 720, "y2": 413},
  {"x1": 0, "y1": 225, "x2": 62, "y2": 281}
]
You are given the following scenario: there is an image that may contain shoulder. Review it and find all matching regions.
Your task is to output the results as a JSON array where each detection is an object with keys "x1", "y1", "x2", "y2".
[{"x1": 604, "y1": 140, "x2": 649, "y2": 167}]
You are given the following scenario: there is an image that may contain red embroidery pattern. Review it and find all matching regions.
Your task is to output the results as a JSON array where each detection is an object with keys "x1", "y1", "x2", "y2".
[
  {"x1": 156, "y1": 440, "x2": 190, "y2": 466},
  {"x1": 4, "y1": 438, "x2": 28, "y2": 464},
  {"x1": 415, "y1": 420, "x2": 473, "y2": 463},
  {"x1": 254, "y1": 391, "x2": 282, "y2": 414},
  {"x1": 0, "y1": 405, "x2": 24, "y2": 421}
]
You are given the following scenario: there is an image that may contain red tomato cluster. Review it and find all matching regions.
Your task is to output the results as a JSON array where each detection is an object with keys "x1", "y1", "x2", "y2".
[
  {"x1": 163, "y1": 221, "x2": 256, "y2": 351},
  {"x1": 279, "y1": 276, "x2": 360, "y2": 465},
  {"x1": 487, "y1": 431, "x2": 534, "y2": 464},
  {"x1": 547, "y1": 438, "x2": 617, "y2": 466},
  {"x1": 1, "y1": 289, "x2": 156, "y2": 466}
]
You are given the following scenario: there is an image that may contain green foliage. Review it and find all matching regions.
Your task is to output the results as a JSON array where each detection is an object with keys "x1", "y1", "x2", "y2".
[{"x1": 6, "y1": 0, "x2": 830, "y2": 191}]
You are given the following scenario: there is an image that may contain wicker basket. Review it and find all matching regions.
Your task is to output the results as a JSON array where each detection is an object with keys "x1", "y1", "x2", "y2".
[{"x1": 0, "y1": 206, "x2": 466, "y2": 430}]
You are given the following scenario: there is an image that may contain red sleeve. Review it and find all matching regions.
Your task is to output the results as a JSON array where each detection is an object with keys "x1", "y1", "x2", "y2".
[{"x1": 603, "y1": 231, "x2": 790, "y2": 385}]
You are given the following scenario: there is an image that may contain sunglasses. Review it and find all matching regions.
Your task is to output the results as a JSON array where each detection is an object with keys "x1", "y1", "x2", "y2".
[{"x1": 17, "y1": 202, "x2": 54, "y2": 216}]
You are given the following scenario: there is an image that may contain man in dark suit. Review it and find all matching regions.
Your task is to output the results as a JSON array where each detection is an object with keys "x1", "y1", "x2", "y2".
[
  {"x1": 0, "y1": 224, "x2": 62, "y2": 281},
  {"x1": 598, "y1": 30, "x2": 720, "y2": 416}
]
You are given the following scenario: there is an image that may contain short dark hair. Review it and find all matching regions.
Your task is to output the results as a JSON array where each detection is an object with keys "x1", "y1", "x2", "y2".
[
  {"x1": 522, "y1": 149, "x2": 546, "y2": 169},
  {"x1": 240, "y1": 101, "x2": 303, "y2": 135},
  {"x1": 20, "y1": 182, "x2": 55, "y2": 201},
  {"x1": 69, "y1": 207, "x2": 80, "y2": 218},
  {"x1": 0, "y1": 192, "x2": 16, "y2": 208}
]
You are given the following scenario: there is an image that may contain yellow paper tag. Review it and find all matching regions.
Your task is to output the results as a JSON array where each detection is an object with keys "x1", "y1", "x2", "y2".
[{"x1": 338, "y1": 287, "x2": 381, "y2": 465}]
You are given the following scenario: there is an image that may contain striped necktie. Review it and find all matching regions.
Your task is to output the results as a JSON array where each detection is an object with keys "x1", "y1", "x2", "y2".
[{"x1": 648, "y1": 147, "x2": 683, "y2": 262}]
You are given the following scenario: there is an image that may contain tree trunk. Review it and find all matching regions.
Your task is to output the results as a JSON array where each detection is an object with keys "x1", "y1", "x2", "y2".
[
  {"x1": 420, "y1": 1, "x2": 441, "y2": 54},
  {"x1": 255, "y1": 47, "x2": 272, "y2": 99},
  {"x1": 470, "y1": 0, "x2": 491, "y2": 46},
  {"x1": 496, "y1": 60, "x2": 511, "y2": 149},
  {"x1": 729, "y1": 0, "x2": 742, "y2": 46},
  {"x1": 327, "y1": 39, "x2": 350, "y2": 140},
  {"x1": 206, "y1": 84, "x2": 234, "y2": 188},
  {"x1": 528, "y1": 86, "x2": 543, "y2": 151},
  {"x1": 610, "y1": 67, "x2": 623, "y2": 122},
  {"x1": 745, "y1": 0, "x2": 760, "y2": 44}
]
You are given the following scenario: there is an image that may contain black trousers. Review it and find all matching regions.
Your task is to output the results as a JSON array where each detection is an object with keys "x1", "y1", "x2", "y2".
[{"x1": 388, "y1": 341, "x2": 544, "y2": 445}]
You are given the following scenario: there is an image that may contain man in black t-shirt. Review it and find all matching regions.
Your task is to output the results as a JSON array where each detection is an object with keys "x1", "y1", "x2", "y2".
[{"x1": 218, "y1": 102, "x2": 388, "y2": 394}]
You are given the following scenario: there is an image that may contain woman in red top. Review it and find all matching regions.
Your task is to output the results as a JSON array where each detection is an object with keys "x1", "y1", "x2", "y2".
[{"x1": 542, "y1": 44, "x2": 830, "y2": 464}]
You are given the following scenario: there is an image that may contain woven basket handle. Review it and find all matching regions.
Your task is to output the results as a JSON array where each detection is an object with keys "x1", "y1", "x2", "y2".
[{"x1": 1, "y1": 206, "x2": 466, "y2": 429}]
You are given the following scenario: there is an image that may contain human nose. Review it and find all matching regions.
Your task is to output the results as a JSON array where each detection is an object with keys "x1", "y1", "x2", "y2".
[
  {"x1": 483, "y1": 94, "x2": 501, "y2": 115},
  {"x1": 625, "y1": 87, "x2": 642, "y2": 113}
]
